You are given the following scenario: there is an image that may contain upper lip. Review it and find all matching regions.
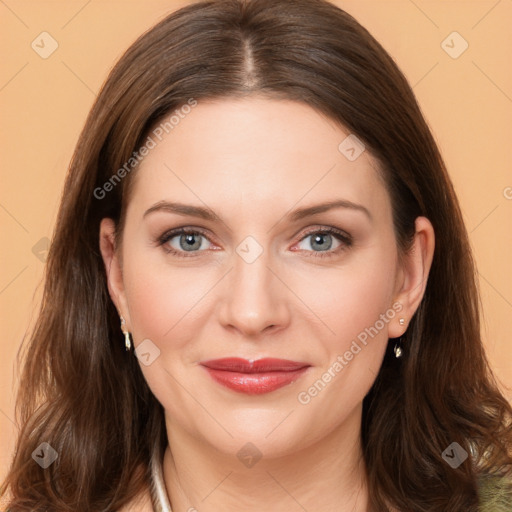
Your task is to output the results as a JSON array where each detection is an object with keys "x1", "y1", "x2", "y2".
[{"x1": 200, "y1": 357, "x2": 310, "y2": 373}]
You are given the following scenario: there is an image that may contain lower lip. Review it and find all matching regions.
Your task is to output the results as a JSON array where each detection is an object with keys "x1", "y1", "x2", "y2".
[{"x1": 202, "y1": 367, "x2": 309, "y2": 395}]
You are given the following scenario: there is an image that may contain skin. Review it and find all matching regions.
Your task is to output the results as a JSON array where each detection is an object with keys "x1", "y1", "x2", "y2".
[{"x1": 100, "y1": 96, "x2": 435, "y2": 512}]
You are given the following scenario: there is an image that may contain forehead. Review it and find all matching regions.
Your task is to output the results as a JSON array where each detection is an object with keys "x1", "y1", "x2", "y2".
[{"x1": 126, "y1": 97, "x2": 390, "y2": 222}]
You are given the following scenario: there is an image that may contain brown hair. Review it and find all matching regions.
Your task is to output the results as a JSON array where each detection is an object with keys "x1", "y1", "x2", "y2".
[{"x1": 2, "y1": 0, "x2": 511, "y2": 510}]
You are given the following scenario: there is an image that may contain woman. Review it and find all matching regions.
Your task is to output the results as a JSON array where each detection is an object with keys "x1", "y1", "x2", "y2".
[{"x1": 2, "y1": 0, "x2": 511, "y2": 510}]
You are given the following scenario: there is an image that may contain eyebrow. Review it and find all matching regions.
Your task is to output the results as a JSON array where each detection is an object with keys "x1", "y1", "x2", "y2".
[
  {"x1": 143, "y1": 199, "x2": 372, "y2": 223},
  {"x1": 287, "y1": 199, "x2": 372, "y2": 222}
]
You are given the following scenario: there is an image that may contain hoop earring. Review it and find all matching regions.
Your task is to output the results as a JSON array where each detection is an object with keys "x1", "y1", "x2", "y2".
[{"x1": 120, "y1": 316, "x2": 132, "y2": 351}]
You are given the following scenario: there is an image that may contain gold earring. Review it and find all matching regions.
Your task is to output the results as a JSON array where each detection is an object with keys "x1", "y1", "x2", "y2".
[
  {"x1": 394, "y1": 337, "x2": 403, "y2": 358},
  {"x1": 120, "y1": 316, "x2": 132, "y2": 351},
  {"x1": 394, "y1": 318, "x2": 406, "y2": 358}
]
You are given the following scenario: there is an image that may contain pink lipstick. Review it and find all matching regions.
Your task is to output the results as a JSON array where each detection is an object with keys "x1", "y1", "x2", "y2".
[{"x1": 200, "y1": 357, "x2": 310, "y2": 395}]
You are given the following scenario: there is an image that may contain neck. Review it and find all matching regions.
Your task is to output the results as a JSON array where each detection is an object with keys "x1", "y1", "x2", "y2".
[{"x1": 161, "y1": 404, "x2": 369, "y2": 512}]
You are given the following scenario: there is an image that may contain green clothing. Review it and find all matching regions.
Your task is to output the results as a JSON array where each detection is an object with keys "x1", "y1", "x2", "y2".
[{"x1": 478, "y1": 474, "x2": 512, "y2": 511}]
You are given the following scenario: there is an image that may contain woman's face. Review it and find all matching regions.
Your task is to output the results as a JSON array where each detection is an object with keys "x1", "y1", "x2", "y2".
[{"x1": 101, "y1": 97, "x2": 425, "y2": 459}]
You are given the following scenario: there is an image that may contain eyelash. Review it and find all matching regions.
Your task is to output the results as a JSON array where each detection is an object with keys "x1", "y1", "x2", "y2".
[{"x1": 156, "y1": 226, "x2": 353, "y2": 259}]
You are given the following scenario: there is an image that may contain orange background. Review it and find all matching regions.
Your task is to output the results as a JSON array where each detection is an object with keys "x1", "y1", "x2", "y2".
[{"x1": 1, "y1": 0, "x2": 511, "y2": 484}]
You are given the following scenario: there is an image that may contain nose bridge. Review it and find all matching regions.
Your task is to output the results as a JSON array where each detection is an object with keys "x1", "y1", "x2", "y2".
[{"x1": 219, "y1": 235, "x2": 289, "y2": 335}]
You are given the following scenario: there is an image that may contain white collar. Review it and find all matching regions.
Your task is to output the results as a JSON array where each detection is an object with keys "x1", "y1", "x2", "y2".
[{"x1": 150, "y1": 441, "x2": 173, "y2": 512}]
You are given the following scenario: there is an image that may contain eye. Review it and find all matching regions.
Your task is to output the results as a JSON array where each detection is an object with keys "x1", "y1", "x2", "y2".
[
  {"x1": 293, "y1": 227, "x2": 352, "y2": 259},
  {"x1": 156, "y1": 226, "x2": 353, "y2": 259},
  {"x1": 158, "y1": 228, "x2": 214, "y2": 257}
]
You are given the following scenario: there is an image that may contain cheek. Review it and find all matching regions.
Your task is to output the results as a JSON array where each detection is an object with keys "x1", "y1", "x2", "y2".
[
  {"x1": 123, "y1": 259, "x2": 204, "y2": 346},
  {"x1": 120, "y1": 220, "x2": 217, "y2": 344},
  {"x1": 291, "y1": 262, "x2": 396, "y2": 443},
  {"x1": 121, "y1": 251, "x2": 214, "y2": 428},
  {"x1": 291, "y1": 243, "x2": 397, "y2": 412},
  {"x1": 293, "y1": 245, "x2": 398, "y2": 352}
]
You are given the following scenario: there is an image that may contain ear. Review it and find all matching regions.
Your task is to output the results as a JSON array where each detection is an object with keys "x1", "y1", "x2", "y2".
[
  {"x1": 388, "y1": 216, "x2": 435, "y2": 338},
  {"x1": 99, "y1": 218, "x2": 131, "y2": 329}
]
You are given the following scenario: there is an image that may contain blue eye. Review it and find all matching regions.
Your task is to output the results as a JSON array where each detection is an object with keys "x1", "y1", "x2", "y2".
[
  {"x1": 294, "y1": 228, "x2": 352, "y2": 259},
  {"x1": 157, "y1": 226, "x2": 352, "y2": 259},
  {"x1": 158, "y1": 228, "x2": 211, "y2": 257}
]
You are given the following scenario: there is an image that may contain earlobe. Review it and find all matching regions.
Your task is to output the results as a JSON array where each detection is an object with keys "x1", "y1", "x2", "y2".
[
  {"x1": 389, "y1": 216, "x2": 435, "y2": 338},
  {"x1": 99, "y1": 218, "x2": 131, "y2": 326}
]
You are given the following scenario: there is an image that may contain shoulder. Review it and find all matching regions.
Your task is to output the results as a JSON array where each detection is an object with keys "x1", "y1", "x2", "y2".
[{"x1": 477, "y1": 472, "x2": 512, "y2": 512}]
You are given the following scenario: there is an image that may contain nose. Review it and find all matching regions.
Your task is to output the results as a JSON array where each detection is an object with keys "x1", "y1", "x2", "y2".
[{"x1": 217, "y1": 245, "x2": 290, "y2": 338}]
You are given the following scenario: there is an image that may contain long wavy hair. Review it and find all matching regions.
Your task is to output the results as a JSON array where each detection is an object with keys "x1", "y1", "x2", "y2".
[{"x1": 2, "y1": 0, "x2": 511, "y2": 510}]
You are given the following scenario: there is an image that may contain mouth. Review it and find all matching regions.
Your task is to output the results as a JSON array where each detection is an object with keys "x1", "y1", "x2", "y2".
[{"x1": 200, "y1": 357, "x2": 311, "y2": 395}]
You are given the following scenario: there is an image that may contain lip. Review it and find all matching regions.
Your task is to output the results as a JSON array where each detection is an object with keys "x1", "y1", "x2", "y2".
[{"x1": 200, "y1": 357, "x2": 311, "y2": 395}]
